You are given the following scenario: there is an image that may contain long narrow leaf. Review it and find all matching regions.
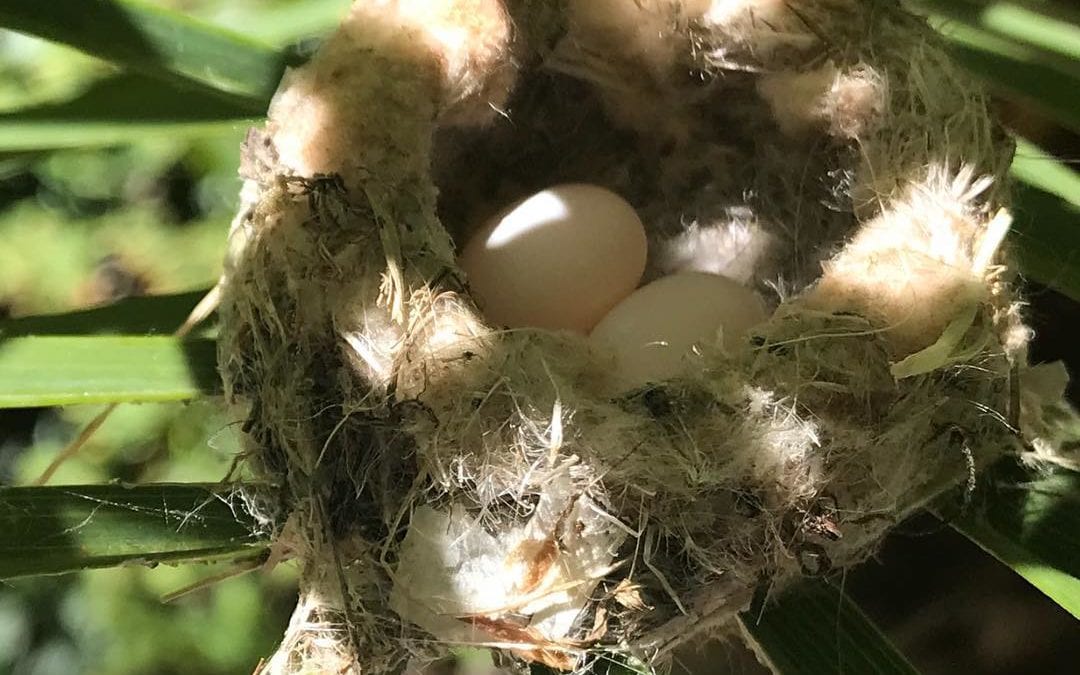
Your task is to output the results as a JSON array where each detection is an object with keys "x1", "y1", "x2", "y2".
[
  {"x1": 911, "y1": 0, "x2": 1080, "y2": 131},
  {"x1": 0, "y1": 336, "x2": 219, "y2": 408},
  {"x1": 912, "y1": 1, "x2": 1080, "y2": 74},
  {"x1": 1009, "y1": 140, "x2": 1080, "y2": 301},
  {"x1": 949, "y1": 463, "x2": 1080, "y2": 619},
  {"x1": 740, "y1": 580, "x2": 918, "y2": 675},
  {"x1": 235, "y1": 0, "x2": 347, "y2": 45},
  {"x1": 0, "y1": 483, "x2": 268, "y2": 579},
  {"x1": 946, "y1": 40, "x2": 1080, "y2": 133},
  {"x1": 0, "y1": 73, "x2": 251, "y2": 150},
  {"x1": 0, "y1": 288, "x2": 213, "y2": 336},
  {"x1": 0, "y1": 0, "x2": 284, "y2": 112},
  {"x1": 975, "y1": 1, "x2": 1080, "y2": 67}
]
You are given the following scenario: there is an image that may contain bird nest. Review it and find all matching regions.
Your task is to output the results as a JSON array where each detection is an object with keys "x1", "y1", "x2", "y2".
[{"x1": 217, "y1": 1, "x2": 1050, "y2": 673}]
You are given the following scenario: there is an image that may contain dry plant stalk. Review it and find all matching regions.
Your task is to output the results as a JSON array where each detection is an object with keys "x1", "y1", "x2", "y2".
[{"x1": 216, "y1": 1, "x2": 1068, "y2": 673}]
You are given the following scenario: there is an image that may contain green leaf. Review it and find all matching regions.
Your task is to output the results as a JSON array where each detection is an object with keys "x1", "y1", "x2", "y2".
[
  {"x1": 973, "y1": 1, "x2": 1080, "y2": 66},
  {"x1": 0, "y1": 288, "x2": 213, "y2": 336},
  {"x1": 739, "y1": 580, "x2": 918, "y2": 675},
  {"x1": 949, "y1": 463, "x2": 1080, "y2": 619},
  {"x1": 911, "y1": 0, "x2": 1080, "y2": 131},
  {"x1": 1008, "y1": 139, "x2": 1080, "y2": 301},
  {"x1": 912, "y1": 1, "x2": 1080, "y2": 71},
  {"x1": 0, "y1": 73, "x2": 252, "y2": 150},
  {"x1": 946, "y1": 41, "x2": 1080, "y2": 133},
  {"x1": 240, "y1": 0, "x2": 347, "y2": 45},
  {"x1": 0, "y1": 483, "x2": 268, "y2": 579},
  {"x1": 0, "y1": 336, "x2": 220, "y2": 408},
  {"x1": 0, "y1": 0, "x2": 284, "y2": 113}
]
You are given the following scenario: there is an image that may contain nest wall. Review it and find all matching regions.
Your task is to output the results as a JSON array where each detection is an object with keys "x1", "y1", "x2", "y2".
[{"x1": 217, "y1": 1, "x2": 1035, "y2": 672}]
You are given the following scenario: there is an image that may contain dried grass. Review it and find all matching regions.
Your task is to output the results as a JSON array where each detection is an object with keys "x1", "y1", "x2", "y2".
[{"x1": 216, "y1": 1, "x2": 1057, "y2": 673}]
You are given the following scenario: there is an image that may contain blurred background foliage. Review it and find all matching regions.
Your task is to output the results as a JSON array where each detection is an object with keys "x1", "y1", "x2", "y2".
[
  {"x1": 0, "y1": 1, "x2": 1078, "y2": 674},
  {"x1": 0, "y1": 2, "x2": 339, "y2": 673}
]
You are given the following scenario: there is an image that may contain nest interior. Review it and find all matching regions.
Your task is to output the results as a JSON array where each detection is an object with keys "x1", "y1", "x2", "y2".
[{"x1": 216, "y1": 1, "x2": 1039, "y2": 673}]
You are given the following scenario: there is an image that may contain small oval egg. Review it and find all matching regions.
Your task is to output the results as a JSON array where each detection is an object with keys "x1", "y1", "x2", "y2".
[
  {"x1": 460, "y1": 184, "x2": 647, "y2": 333},
  {"x1": 589, "y1": 271, "x2": 768, "y2": 391}
]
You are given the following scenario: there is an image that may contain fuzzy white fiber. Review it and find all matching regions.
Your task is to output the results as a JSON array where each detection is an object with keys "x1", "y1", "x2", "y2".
[{"x1": 215, "y1": 2, "x2": 1068, "y2": 674}]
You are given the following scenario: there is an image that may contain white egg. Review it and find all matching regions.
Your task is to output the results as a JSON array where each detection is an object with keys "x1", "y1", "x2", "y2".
[
  {"x1": 589, "y1": 272, "x2": 768, "y2": 391},
  {"x1": 460, "y1": 184, "x2": 647, "y2": 332}
]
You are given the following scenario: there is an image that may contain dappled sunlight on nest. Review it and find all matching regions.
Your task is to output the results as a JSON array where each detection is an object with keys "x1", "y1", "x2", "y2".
[
  {"x1": 801, "y1": 166, "x2": 1016, "y2": 358},
  {"x1": 215, "y1": 1, "x2": 1075, "y2": 673}
]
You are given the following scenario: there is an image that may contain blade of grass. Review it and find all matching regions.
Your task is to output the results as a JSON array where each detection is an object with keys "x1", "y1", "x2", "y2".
[
  {"x1": 1008, "y1": 140, "x2": 1080, "y2": 301},
  {"x1": 7, "y1": 287, "x2": 223, "y2": 485},
  {"x1": 0, "y1": 336, "x2": 219, "y2": 408},
  {"x1": 0, "y1": 483, "x2": 268, "y2": 579},
  {"x1": 0, "y1": 288, "x2": 213, "y2": 336},
  {"x1": 948, "y1": 463, "x2": 1080, "y2": 619},
  {"x1": 912, "y1": 1, "x2": 1080, "y2": 73},
  {"x1": 235, "y1": 0, "x2": 346, "y2": 46},
  {"x1": 0, "y1": 73, "x2": 252, "y2": 150},
  {"x1": 910, "y1": 0, "x2": 1080, "y2": 131},
  {"x1": 976, "y1": 1, "x2": 1080, "y2": 65},
  {"x1": 954, "y1": 519, "x2": 1080, "y2": 619},
  {"x1": 946, "y1": 40, "x2": 1080, "y2": 133},
  {"x1": 739, "y1": 580, "x2": 918, "y2": 675},
  {"x1": 0, "y1": 0, "x2": 284, "y2": 113}
]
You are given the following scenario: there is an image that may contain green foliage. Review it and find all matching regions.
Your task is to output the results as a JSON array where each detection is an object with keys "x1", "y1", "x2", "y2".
[
  {"x1": 0, "y1": 73, "x2": 252, "y2": 150},
  {"x1": 906, "y1": 1, "x2": 1080, "y2": 301},
  {"x1": 0, "y1": 0, "x2": 284, "y2": 112},
  {"x1": 1009, "y1": 139, "x2": 1080, "y2": 300},
  {"x1": 951, "y1": 463, "x2": 1080, "y2": 619},
  {"x1": 0, "y1": 483, "x2": 267, "y2": 579},
  {"x1": 0, "y1": 288, "x2": 211, "y2": 335},
  {"x1": 910, "y1": 0, "x2": 1080, "y2": 131},
  {"x1": 1, "y1": 558, "x2": 296, "y2": 675},
  {"x1": 0, "y1": 1, "x2": 289, "y2": 660},
  {"x1": 2, "y1": 396, "x2": 286, "y2": 674},
  {"x1": 0, "y1": 336, "x2": 218, "y2": 408},
  {"x1": 740, "y1": 580, "x2": 918, "y2": 675},
  {"x1": 0, "y1": 180, "x2": 232, "y2": 318}
]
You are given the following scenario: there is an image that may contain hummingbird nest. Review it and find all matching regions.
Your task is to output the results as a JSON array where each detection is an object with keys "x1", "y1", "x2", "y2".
[{"x1": 217, "y1": 1, "x2": 1064, "y2": 673}]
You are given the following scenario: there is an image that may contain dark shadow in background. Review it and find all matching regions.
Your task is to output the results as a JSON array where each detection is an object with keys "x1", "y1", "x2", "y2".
[{"x1": 844, "y1": 280, "x2": 1080, "y2": 675}]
